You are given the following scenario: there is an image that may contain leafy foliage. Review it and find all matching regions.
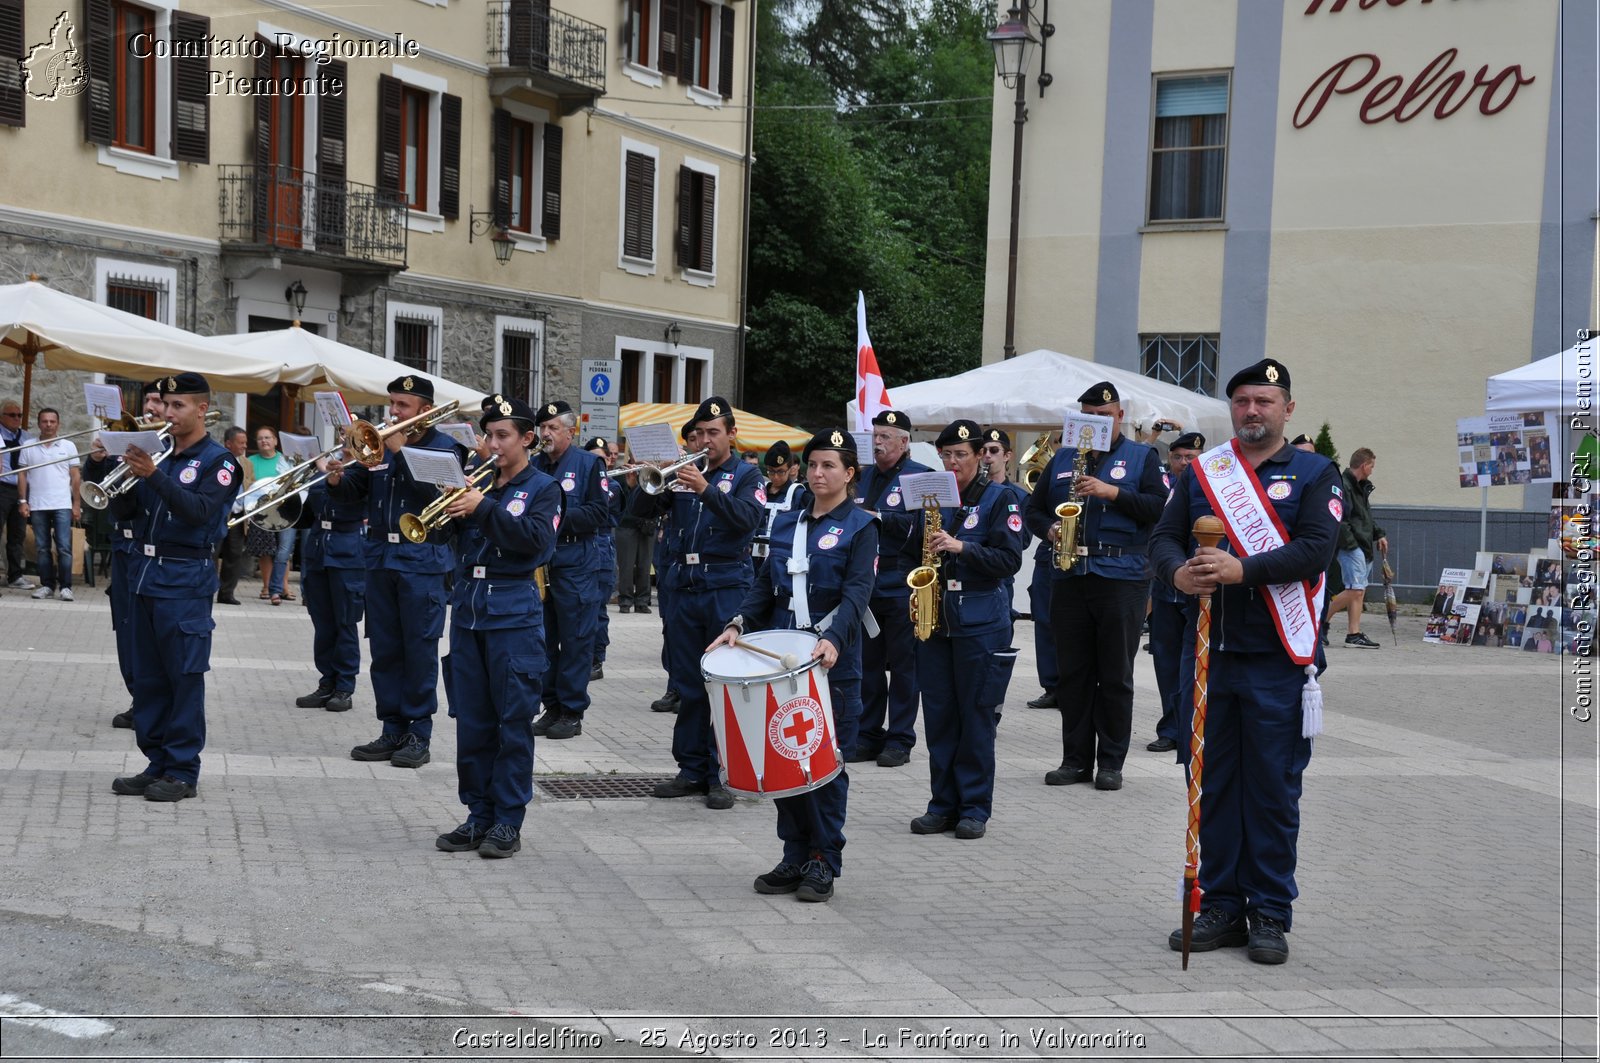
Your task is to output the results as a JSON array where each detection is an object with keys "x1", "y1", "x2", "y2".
[{"x1": 1314, "y1": 421, "x2": 1339, "y2": 465}]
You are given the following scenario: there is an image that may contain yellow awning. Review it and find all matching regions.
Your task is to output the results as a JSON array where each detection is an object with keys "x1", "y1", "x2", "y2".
[{"x1": 618, "y1": 402, "x2": 810, "y2": 452}]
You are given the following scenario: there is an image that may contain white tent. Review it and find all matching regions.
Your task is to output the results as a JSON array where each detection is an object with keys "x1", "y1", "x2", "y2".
[
  {"x1": 209, "y1": 325, "x2": 485, "y2": 409},
  {"x1": 1485, "y1": 344, "x2": 1586, "y2": 413},
  {"x1": 884, "y1": 349, "x2": 1232, "y2": 446}
]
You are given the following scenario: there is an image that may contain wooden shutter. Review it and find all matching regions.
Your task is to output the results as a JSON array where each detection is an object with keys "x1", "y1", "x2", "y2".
[
  {"x1": 0, "y1": 0, "x2": 23, "y2": 128},
  {"x1": 696, "y1": 171, "x2": 715, "y2": 272},
  {"x1": 624, "y1": 152, "x2": 654, "y2": 260},
  {"x1": 678, "y1": 0, "x2": 696, "y2": 84},
  {"x1": 620, "y1": 0, "x2": 632, "y2": 64},
  {"x1": 376, "y1": 74, "x2": 402, "y2": 198},
  {"x1": 169, "y1": 11, "x2": 209, "y2": 162},
  {"x1": 541, "y1": 122, "x2": 563, "y2": 240},
  {"x1": 315, "y1": 61, "x2": 348, "y2": 253},
  {"x1": 82, "y1": 0, "x2": 114, "y2": 145},
  {"x1": 491, "y1": 108, "x2": 512, "y2": 227},
  {"x1": 251, "y1": 46, "x2": 270, "y2": 240},
  {"x1": 439, "y1": 93, "x2": 461, "y2": 220},
  {"x1": 718, "y1": 5, "x2": 734, "y2": 99},
  {"x1": 658, "y1": 0, "x2": 678, "y2": 77},
  {"x1": 674, "y1": 165, "x2": 691, "y2": 268}
]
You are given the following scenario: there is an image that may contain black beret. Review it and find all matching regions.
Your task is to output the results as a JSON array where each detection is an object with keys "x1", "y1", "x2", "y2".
[
  {"x1": 1224, "y1": 358, "x2": 1291, "y2": 397},
  {"x1": 1170, "y1": 432, "x2": 1206, "y2": 451},
  {"x1": 680, "y1": 420, "x2": 694, "y2": 442},
  {"x1": 154, "y1": 372, "x2": 209, "y2": 396},
  {"x1": 583, "y1": 436, "x2": 608, "y2": 452},
  {"x1": 1289, "y1": 433, "x2": 1314, "y2": 447},
  {"x1": 934, "y1": 419, "x2": 982, "y2": 449},
  {"x1": 535, "y1": 399, "x2": 572, "y2": 425},
  {"x1": 801, "y1": 427, "x2": 857, "y2": 465},
  {"x1": 140, "y1": 379, "x2": 162, "y2": 397},
  {"x1": 387, "y1": 373, "x2": 435, "y2": 400},
  {"x1": 871, "y1": 409, "x2": 909, "y2": 429},
  {"x1": 982, "y1": 427, "x2": 1011, "y2": 449},
  {"x1": 764, "y1": 440, "x2": 792, "y2": 467},
  {"x1": 1078, "y1": 381, "x2": 1119, "y2": 406},
  {"x1": 691, "y1": 395, "x2": 734, "y2": 426},
  {"x1": 479, "y1": 393, "x2": 538, "y2": 431}
]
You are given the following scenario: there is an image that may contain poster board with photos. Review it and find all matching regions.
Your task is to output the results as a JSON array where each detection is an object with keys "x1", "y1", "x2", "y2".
[{"x1": 1456, "y1": 411, "x2": 1557, "y2": 488}]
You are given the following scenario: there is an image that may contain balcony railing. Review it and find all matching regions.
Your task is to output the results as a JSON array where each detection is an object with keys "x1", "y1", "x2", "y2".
[
  {"x1": 218, "y1": 165, "x2": 408, "y2": 271},
  {"x1": 487, "y1": 0, "x2": 607, "y2": 102}
]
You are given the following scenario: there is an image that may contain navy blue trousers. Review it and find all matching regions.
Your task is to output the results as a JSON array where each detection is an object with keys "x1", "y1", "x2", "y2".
[
  {"x1": 858, "y1": 597, "x2": 920, "y2": 753},
  {"x1": 304, "y1": 563, "x2": 365, "y2": 693},
  {"x1": 594, "y1": 533, "x2": 615, "y2": 663},
  {"x1": 128, "y1": 594, "x2": 213, "y2": 785},
  {"x1": 446, "y1": 621, "x2": 544, "y2": 829},
  {"x1": 774, "y1": 677, "x2": 860, "y2": 875},
  {"x1": 110, "y1": 550, "x2": 135, "y2": 698},
  {"x1": 1028, "y1": 558, "x2": 1059, "y2": 691},
  {"x1": 543, "y1": 560, "x2": 600, "y2": 716},
  {"x1": 1052, "y1": 575, "x2": 1149, "y2": 772},
  {"x1": 365, "y1": 567, "x2": 446, "y2": 741},
  {"x1": 665, "y1": 583, "x2": 746, "y2": 784},
  {"x1": 917, "y1": 631, "x2": 1014, "y2": 823},
  {"x1": 1149, "y1": 597, "x2": 1186, "y2": 746}
]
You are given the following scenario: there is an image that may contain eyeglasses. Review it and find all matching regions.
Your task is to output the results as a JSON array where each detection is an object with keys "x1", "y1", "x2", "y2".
[{"x1": 0, "y1": 411, "x2": 20, "y2": 418}]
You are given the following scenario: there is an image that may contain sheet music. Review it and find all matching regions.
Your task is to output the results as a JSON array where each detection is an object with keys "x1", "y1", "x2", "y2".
[
  {"x1": 850, "y1": 431, "x2": 875, "y2": 460},
  {"x1": 84, "y1": 383, "x2": 122, "y2": 422},
  {"x1": 315, "y1": 391, "x2": 353, "y2": 428},
  {"x1": 437, "y1": 422, "x2": 479, "y2": 449},
  {"x1": 279, "y1": 432, "x2": 321, "y2": 463},
  {"x1": 401, "y1": 446, "x2": 467, "y2": 488},
  {"x1": 99, "y1": 430, "x2": 164, "y2": 457},
  {"x1": 898, "y1": 470, "x2": 961, "y2": 507},
  {"x1": 1062, "y1": 412, "x2": 1116, "y2": 452},
  {"x1": 627, "y1": 422, "x2": 685, "y2": 463}
]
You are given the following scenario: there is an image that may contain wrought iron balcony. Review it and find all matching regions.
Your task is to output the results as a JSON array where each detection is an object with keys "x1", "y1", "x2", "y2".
[
  {"x1": 217, "y1": 165, "x2": 408, "y2": 273},
  {"x1": 487, "y1": 0, "x2": 606, "y2": 113}
]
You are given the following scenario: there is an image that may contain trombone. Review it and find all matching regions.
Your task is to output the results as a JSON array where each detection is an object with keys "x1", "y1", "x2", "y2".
[
  {"x1": 81, "y1": 411, "x2": 224, "y2": 510},
  {"x1": 399, "y1": 460, "x2": 497, "y2": 543},
  {"x1": 637, "y1": 449, "x2": 711, "y2": 495},
  {"x1": 228, "y1": 439, "x2": 350, "y2": 531},
  {"x1": 344, "y1": 400, "x2": 462, "y2": 466},
  {"x1": 0, "y1": 413, "x2": 166, "y2": 468}
]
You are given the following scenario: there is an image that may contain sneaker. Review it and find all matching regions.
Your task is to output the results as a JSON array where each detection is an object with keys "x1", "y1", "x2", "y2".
[
  {"x1": 478, "y1": 823, "x2": 521, "y2": 859},
  {"x1": 795, "y1": 858, "x2": 834, "y2": 902},
  {"x1": 1026, "y1": 690, "x2": 1058, "y2": 709},
  {"x1": 875, "y1": 747, "x2": 910, "y2": 768},
  {"x1": 590, "y1": 662, "x2": 604, "y2": 681},
  {"x1": 649, "y1": 689, "x2": 679, "y2": 713},
  {"x1": 30, "y1": 586, "x2": 51, "y2": 600},
  {"x1": 8, "y1": 577, "x2": 33, "y2": 589},
  {"x1": 753, "y1": 861, "x2": 805, "y2": 895},
  {"x1": 909, "y1": 813, "x2": 955, "y2": 835},
  {"x1": 111, "y1": 772, "x2": 158, "y2": 795},
  {"x1": 436, "y1": 822, "x2": 488, "y2": 851},
  {"x1": 532, "y1": 709, "x2": 561, "y2": 735},
  {"x1": 545, "y1": 713, "x2": 583, "y2": 741},
  {"x1": 705, "y1": 784, "x2": 735, "y2": 810},
  {"x1": 1167, "y1": 907, "x2": 1248, "y2": 952},
  {"x1": 295, "y1": 683, "x2": 334, "y2": 708},
  {"x1": 953, "y1": 817, "x2": 987, "y2": 840},
  {"x1": 1094, "y1": 769, "x2": 1124, "y2": 791},
  {"x1": 390, "y1": 734, "x2": 430, "y2": 768},
  {"x1": 1045, "y1": 763, "x2": 1092, "y2": 786},
  {"x1": 1246, "y1": 912, "x2": 1289, "y2": 964},
  {"x1": 324, "y1": 691, "x2": 353, "y2": 713},
  {"x1": 57, "y1": 587, "x2": 74, "y2": 602},
  {"x1": 144, "y1": 775, "x2": 197, "y2": 802},
  {"x1": 111, "y1": 710, "x2": 134, "y2": 730},
  {"x1": 652, "y1": 776, "x2": 707, "y2": 799},
  {"x1": 350, "y1": 733, "x2": 406, "y2": 762},
  {"x1": 1344, "y1": 632, "x2": 1380, "y2": 649}
]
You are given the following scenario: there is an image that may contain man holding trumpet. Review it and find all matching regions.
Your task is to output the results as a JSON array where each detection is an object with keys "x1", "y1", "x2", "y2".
[{"x1": 295, "y1": 434, "x2": 367, "y2": 714}]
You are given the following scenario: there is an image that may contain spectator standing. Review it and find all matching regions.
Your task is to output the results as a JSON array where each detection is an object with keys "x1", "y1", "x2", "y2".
[
  {"x1": 17, "y1": 408, "x2": 81, "y2": 601},
  {"x1": 1328, "y1": 447, "x2": 1387, "y2": 648},
  {"x1": 615, "y1": 464, "x2": 656, "y2": 613},
  {"x1": 0, "y1": 399, "x2": 33, "y2": 588},
  {"x1": 248, "y1": 427, "x2": 293, "y2": 605}
]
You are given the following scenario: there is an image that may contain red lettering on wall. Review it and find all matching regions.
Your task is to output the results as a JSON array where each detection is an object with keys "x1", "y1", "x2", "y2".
[{"x1": 1294, "y1": 48, "x2": 1535, "y2": 128}]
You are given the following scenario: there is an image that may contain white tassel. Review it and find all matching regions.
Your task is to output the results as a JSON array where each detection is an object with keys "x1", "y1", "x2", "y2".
[{"x1": 1301, "y1": 663, "x2": 1323, "y2": 738}]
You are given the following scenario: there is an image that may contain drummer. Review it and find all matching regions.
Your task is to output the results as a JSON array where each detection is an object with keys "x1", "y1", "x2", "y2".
[{"x1": 708, "y1": 428, "x2": 878, "y2": 903}]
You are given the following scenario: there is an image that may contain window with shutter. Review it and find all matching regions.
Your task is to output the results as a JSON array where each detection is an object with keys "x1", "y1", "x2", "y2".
[
  {"x1": 621, "y1": 149, "x2": 655, "y2": 264},
  {"x1": 315, "y1": 61, "x2": 347, "y2": 253},
  {"x1": 0, "y1": 0, "x2": 24, "y2": 128},
  {"x1": 169, "y1": 11, "x2": 208, "y2": 162},
  {"x1": 658, "y1": 0, "x2": 679, "y2": 77},
  {"x1": 677, "y1": 164, "x2": 715, "y2": 278},
  {"x1": 718, "y1": 5, "x2": 734, "y2": 99},
  {"x1": 541, "y1": 123, "x2": 562, "y2": 240},
  {"x1": 506, "y1": 115, "x2": 535, "y2": 232},
  {"x1": 81, "y1": 0, "x2": 114, "y2": 146},
  {"x1": 626, "y1": 0, "x2": 657, "y2": 70},
  {"x1": 440, "y1": 93, "x2": 461, "y2": 220},
  {"x1": 376, "y1": 74, "x2": 403, "y2": 198},
  {"x1": 111, "y1": 2, "x2": 155, "y2": 152},
  {"x1": 491, "y1": 108, "x2": 512, "y2": 228},
  {"x1": 1148, "y1": 73, "x2": 1230, "y2": 223}
]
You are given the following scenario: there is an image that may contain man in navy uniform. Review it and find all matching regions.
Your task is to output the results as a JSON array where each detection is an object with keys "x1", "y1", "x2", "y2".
[
  {"x1": 903, "y1": 419, "x2": 1025, "y2": 838},
  {"x1": 634, "y1": 397, "x2": 765, "y2": 808},
  {"x1": 753, "y1": 439, "x2": 804, "y2": 581},
  {"x1": 1145, "y1": 431, "x2": 1203, "y2": 754},
  {"x1": 529, "y1": 401, "x2": 609, "y2": 741},
  {"x1": 295, "y1": 438, "x2": 367, "y2": 714},
  {"x1": 1151, "y1": 358, "x2": 1339, "y2": 965},
  {"x1": 435, "y1": 395, "x2": 561, "y2": 859},
  {"x1": 325, "y1": 375, "x2": 467, "y2": 769},
  {"x1": 1025, "y1": 382, "x2": 1166, "y2": 792},
  {"x1": 110, "y1": 373, "x2": 241, "y2": 802},
  {"x1": 852, "y1": 408, "x2": 929, "y2": 767},
  {"x1": 980, "y1": 427, "x2": 1032, "y2": 666},
  {"x1": 583, "y1": 435, "x2": 620, "y2": 681},
  {"x1": 110, "y1": 380, "x2": 168, "y2": 730}
]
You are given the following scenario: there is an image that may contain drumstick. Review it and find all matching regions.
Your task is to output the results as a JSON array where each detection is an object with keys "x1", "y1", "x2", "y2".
[{"x1": 734, "y1": 638, "x2": 801, "y2": 671}]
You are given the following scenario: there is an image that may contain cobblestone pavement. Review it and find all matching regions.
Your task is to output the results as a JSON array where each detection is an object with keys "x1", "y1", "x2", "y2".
[{"x1": 0, "y1": 583, "x2": 1594, "y2": 1060}]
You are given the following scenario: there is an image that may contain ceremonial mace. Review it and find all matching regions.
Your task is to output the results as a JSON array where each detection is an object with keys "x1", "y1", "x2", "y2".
[{"x1": 1181, "y1": 514, "x2": 1226, "y2": 970}]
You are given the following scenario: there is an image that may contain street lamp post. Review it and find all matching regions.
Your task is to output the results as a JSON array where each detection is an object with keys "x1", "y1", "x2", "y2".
[{"x1": 988, "y1": 3, "x2": 1052, "y2": 361}]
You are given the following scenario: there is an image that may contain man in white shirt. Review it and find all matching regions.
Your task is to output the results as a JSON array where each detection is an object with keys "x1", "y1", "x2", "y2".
[
  {"x1": 17, "y1": 408, "x2": 81, "y2": 601},
  {"x1": 0, "y1": 399, "x2": 33, "y2": 589}
]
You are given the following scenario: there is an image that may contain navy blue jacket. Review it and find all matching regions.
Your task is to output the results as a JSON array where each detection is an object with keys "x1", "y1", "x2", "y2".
[
  {"x1": 855, "y1": 453, "x2": 931, "y2": 598},
  {"x1": 899, "y1": 478, "x2": 1026, "y2": 638},
  {"x1": 325, "y1": 426, "x2": 468, "y2": 574},
  {"x1": 534, "y1": 444, "x2": 610, "y2": 564},
  {"x1": 451, "y1": 462, "x2": 562, "y2": 630},
  {"x1": 1024, "y1": 433, "x2": 1165, "y2": 581},
  {"x1": 631, "y1": 453, "x2": 766, "y2": 592},
  {"x1": 112, "y1": 435, "x2": 241, "y2": 598},
  {"x1": 301, "y1": 479, "x2": 366, "y2": 571}
]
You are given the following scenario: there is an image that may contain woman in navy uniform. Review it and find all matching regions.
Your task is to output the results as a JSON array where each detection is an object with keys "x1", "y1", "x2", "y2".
[
  {"x1": 709, "y1": 429, "x2": 877, "y2": 902},
  {"x1": 903, "y1": 419, "x2": 1026, "y2": 838},
  {"x1": 435, "y1": 395, "x2": 561, "y2": 859},
  {"x1": 325, "y1": 375, "x2": 468, "y2": 770},
  {"x1": 109, "y1": 373, "x2": 242, "y2": 803},
  {"x1": 295, "y1": 441, "x2": 368, "y2": 714}
]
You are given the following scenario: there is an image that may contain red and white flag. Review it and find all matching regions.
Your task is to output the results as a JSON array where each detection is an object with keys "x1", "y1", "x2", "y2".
[{"x1": 854, "y1": 291, "x2": 893, "y2": 431}]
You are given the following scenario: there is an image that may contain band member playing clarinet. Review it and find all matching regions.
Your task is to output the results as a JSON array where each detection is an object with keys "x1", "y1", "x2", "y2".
[
  {"x1": 110, "y1": 373, "x2": 241, "y2": 803},
  {"x1": 709, "y1": 429, "x2": 877, "y2": 902},
  {"x1": 435, "y1": 395, "x2": 561, "y2": 859}
]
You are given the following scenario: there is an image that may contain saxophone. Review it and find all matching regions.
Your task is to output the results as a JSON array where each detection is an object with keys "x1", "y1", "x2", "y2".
[
  {"x1": 1053, "y1": 425, "x2": 1096, "y2": 572},
  {"x1": 906, "y1": 495, "x2": 943, "y2": 641}
]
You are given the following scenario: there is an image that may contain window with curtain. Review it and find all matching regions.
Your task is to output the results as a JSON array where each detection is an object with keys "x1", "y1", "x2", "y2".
[
  {"x1": 1141, "y1": 333, "x2": 1219, "y2": 396},
  {"x1": 1149, "y1": 74, "x2": 1229, "y2": 223}
]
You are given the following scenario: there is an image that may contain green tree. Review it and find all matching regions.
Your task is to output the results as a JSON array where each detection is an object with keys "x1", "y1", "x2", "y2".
[{"x1": 1314, "y1": 421, "x2": 1339, "y2": 465}]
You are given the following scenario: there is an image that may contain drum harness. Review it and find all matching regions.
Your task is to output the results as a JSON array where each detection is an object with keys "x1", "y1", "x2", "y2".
[{"x1": 787, "y1": 512, "x2": 881, "y2": 641}]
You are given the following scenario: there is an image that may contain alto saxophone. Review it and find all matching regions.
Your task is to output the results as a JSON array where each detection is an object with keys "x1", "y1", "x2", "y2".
[
  {"x1": 1054, "y1": 425, "x2": 1096, "y2": 572},
  {"x1": 906, "y1": 494, "x2": 943, "y2": 641}
]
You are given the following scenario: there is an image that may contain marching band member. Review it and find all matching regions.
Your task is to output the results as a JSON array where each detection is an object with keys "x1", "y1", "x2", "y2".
[
  {"x1": 295, "y1": 441, "x2": 366, "y2": 714},
  {"x1": 529, "y1": 401, "x2": 609, "y2": 740},
  {"x1": 1024, "y1": 382, "x2": 1166, "y2": 792},
  {"x1": 853, "y1": 409, "x2": 929, "y2": 768},
  {"x1": 1145, "y1": 431, "x2": 1204, "y2": 754},
  {"x1": 1150, "y1": 359, "x2": 1339, "y2": 965},
  {"x1": 110, "y1": 380, "x2": 170, "y2": 730},
  {"x1": 325, "y1": 375, "x2": 468, "y2": 770},
  {"x1": 583, "y1": 435, "x2": 620, "y2": 682},
  {"x1": 109, "y1": 374, "x2": 241, "y2": 802},
  {"x1": 647, "y1": 421, "x2": 693, "y2": 716},
  {"x1": 709, "y1": 429, "x2": 876, "y2": 902},
  {"x1": 435, "y1": 395, "x2": 561, "y2": 859},
  {"x1": 980, "y1": 426, "x2": 1032, "y2": 671},
  {"x1": 904, "y1": 419, "x2": 1025, "y2": 838},
  {"x1": 753, "y1": 440, "x2": 805, "y2": 581},
  {"x1": 634, "y1": 397, "x2": 766, "y2": 808}
]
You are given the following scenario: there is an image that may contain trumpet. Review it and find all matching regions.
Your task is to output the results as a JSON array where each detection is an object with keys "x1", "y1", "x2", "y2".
[
  {"x1": 81, "y1": 411, "x2": 224, "y2": 510},
  {"x1": 640, "y1": 449, "x2": 711, "y2": 495},
  {"x1": 0, "y1": 412, "x2": 164, "y2": 461},
  {"x1": 399, "y1": 460, "x2": 497, "y2": 543},
  {"x1": 344, "y1": 400, "x2": 462, "y2": 466},
  {"x1": 229, "y1": 440, "x2": 350, "y2": 531}
]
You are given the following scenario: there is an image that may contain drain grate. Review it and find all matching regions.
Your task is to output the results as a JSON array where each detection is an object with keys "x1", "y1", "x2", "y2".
[{"x1": 535, "y1": 774, "x2": 676, "y2": 800}]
